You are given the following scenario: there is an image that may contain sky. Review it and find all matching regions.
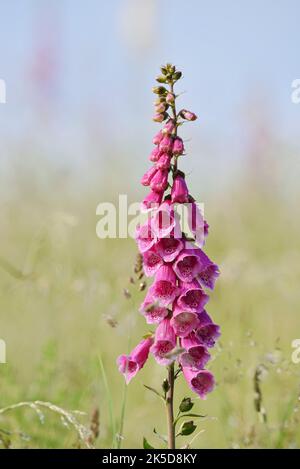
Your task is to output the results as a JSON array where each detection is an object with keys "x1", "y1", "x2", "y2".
[{"x1": 0, "y1": 0, "x2": 299, "y2": 189}]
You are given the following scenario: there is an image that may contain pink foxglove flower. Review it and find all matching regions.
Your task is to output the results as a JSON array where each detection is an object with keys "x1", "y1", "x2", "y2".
[
  {"x1": 180, "y1": 109, "x2": 197, "y2": 121},
  {"x1": 153, "y1": 130, "x2": 163, "y2": 145},
  {"x1": 117, "y1": 337, "x2": 154, "y2": 384},
  {"x1": 151, "y1": 200, "x2": 180, "y2": 239},
  {"x1": 156, "y1": 153, "x2": 171, "y2": 170},
  {"x1": 170, "y1": 302, "x2": 199, "y2": 338},
  {"x1": 117, "y1": 65, "x2": 221, "y2": 448},
  {"x1": 141, "y1": 190, "x2": 163, "y2": 211},
  {"x1": 162, "y1": 119, "x2": 175, "y2": 135},
  {"x1": 172, "y1": 137, "x2": 184, "y2": 156},
  {"x1": 156, "y1": 237, "x2": 183, "y2": 263},
  {"x1": 141, "y1": 166, "x2": 158, "y2": 186},
  {"x1": 135, "y1": 220, "x2": 156, "y2": 253},
  {"x1": 195, "y1": 310, "x2": 221, "y2": 348},
  {"x1": 150, "y1": 169, "x2": 169, "y2": 192},
  {"x1": 182, "y1": 367, "x2": 215, "y2": 399},
  {"x1": 177, "y1": 279, "x2": 209, "y2": 312},
  {"x1": 149, "y1": 265, "x2": 178, "y2": 307},
  {"x1": 171, "y1": 175, "x2": 189, "y2": 203},
  {"x1": 149, "y1": 147, "x2": 161, "y2": 162},
  {"x1": 140, "y1": 294, "x2": 169, "y2": 324},
  {"x1": 159, "y1": 135, "x2": 173, "y2": 153},
  {"x1": 173, "y1": 249, "x2": 204, "y2": 282},
  {"x1": 180, "y1": 332, "x2": 210, "y2": 369},
  {"x1": 142, "y1": 247, "x2": 163, "y2": 277},
  {"x1": 150, "y1": 318, "x2": 176, "y2": 365}
]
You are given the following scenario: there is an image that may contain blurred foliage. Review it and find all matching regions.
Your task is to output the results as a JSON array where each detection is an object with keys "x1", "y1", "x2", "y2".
[{"x1": 0, "y1": 159, "x2": 300, "y2": 449}]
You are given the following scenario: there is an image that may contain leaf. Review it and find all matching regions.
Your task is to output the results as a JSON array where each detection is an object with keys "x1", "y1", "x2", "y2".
[
  {"x1": 143, "y1": 437, "x2": 154, "y2": 449},
  {"x1": 143, "y1": 385, "x2": 164, "y2": 400},
  {"x1": 178, "y1": 420, "x2": 197, "y2": 436},
  {"x1": 179, "y1": 397, "x2": 194, "y2": 413}
]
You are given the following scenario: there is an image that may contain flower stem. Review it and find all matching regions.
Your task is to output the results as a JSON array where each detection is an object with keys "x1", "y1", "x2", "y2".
[{"x1": 166, "y1": 363, "x2": 175, "y2": 449}]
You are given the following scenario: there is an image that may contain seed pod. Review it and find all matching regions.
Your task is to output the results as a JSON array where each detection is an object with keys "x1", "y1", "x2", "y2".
[{"x1": 156, "y1": 75, "x2": 167, "y2": 83}]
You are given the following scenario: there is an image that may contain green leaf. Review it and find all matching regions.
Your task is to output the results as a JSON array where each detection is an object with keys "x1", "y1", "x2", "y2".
[
  {"x1": 179, "y1": 420, "x2": 197, "y2": 436},
  {"x1": 179, "y1": 397, "x2": 194, "y2": 413},
  {"x1": 143, "y1": 437, "x2": 154, "y2": 449},
  {"x1": 143, "y1": 385, "x2": 164, "y2": 400}
]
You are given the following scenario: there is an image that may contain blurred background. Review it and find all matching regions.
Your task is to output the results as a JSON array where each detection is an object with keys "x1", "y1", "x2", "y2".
[{"x1": 0, "y1": 0, "x2": 300, "y2": 449}]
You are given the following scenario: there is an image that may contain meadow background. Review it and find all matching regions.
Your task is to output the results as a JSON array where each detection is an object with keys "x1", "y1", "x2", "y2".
[{"x1": 0, "y1": 0, "x2": 300, "y2": 449}]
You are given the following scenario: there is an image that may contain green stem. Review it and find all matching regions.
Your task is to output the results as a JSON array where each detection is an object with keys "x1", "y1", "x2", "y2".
[{"x1": 166, "y1": 363, "x2": 175, "y2": 449}]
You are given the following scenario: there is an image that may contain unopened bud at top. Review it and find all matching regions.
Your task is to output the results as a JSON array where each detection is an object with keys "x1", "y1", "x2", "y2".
[
  {"x1": 153, "y1": 113, "x2": 166, "y2": 123},
  {"x1": 180, "y1": 109, "x2": 197, "y2": 121},
  {"x1": 162, "y1": 119, "x2": 175, "y2": 135},
  {"x1": 152, "y1": 86, "x2": 167, "y2": 95},
  {"x1": 166, "y1": 93, "x2": 175, "y2": 104}
]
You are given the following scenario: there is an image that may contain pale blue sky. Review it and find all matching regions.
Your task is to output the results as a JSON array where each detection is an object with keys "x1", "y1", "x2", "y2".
[{"x1": 0, "y1": 0, "x2": 299, "y2": 186}]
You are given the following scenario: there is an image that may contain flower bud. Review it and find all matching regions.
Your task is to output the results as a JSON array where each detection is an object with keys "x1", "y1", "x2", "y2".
[
  {"x1": 152, "y1": 130, "x2": 163, "y2": 145},
  {"x1": 159, "y1": 135, "x2": 173, "y2": 153},
  {"x1": 166, "y1": 93, "x2": 175, "y2": 104},
  {"x1": 155, "y1": 102, "x2": 167, "y2": 114},
  {"x1": 153, "y1": 113, "x2": 165, "y2": 122},
  {"x1": 180, "y1": 109, "x2": 197, "y2": 121},
  {"x1": 172, "y1": 137, "x2": 184, "y2": 155},
  {"x1": 162, "y1": 120, "x2": 175, "y2": 135},
  {"x1": 173, "y1": 71, "x2": 182, "y2": 81},
  {"x1": 152, "y1": 86, "x2": 167, "y2": 95},
  {"x1": 156, "y1": 75, "x2": 167, "y2": 83},
  {"x1": 179, "y1": 397, "x2": 194, "y2": 413}
]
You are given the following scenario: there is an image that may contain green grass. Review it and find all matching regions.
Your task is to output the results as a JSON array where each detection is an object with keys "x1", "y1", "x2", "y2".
[{"x1": 0, "y1": 183, "x2": 299, "y2": 449}]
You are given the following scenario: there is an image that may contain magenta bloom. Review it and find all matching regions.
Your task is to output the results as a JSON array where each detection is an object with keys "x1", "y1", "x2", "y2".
[
  {"x1": 149, "y1": 147, "x2": 161, "y2": 162},
  {"x1": 150, "y1": 169, "x2": 169, "y2": 192},
  {"x1": 156, "y1": 153, "x2": 171, "y2": 170},
  {"x1": 150, "y1": 318, "x2": 176, "y2": 365},
  {"x1": 142, "y1": 247, "x2": 163, "y2": 277},
  {"x1": 180, "y1": 332, "x2": 210, "y2": 369},
  {"x1": 173, "y1": 249, "x2": 203, "y2": 282},
  {"x1": 159, "y1": 135, "x2": 173, "y2": 153},
  {"x1": 177, "y1": 279, "x2": 209, "y2": 312},
  {"x1": 153, "y1": 113, "x2": 165, "y2": 122},
  {"x1": 182, "y1": 367, "x2": 215, "y2": 399},
  {"x1": 151, "y1": 200, "x2": 180, "y2": 239},
  {"x1": 186, "y1": 202, "x2": 206, "y2": 247},
  {"x1": 141, "y1": 190, "x2": 163, "y2": 211},
  {"x1": 195, "y1": 310, "x2": 220, "y2": 348},
  {"x1": 171, "y1": 175, "x2": 189, "y2": 203},
  {"x1": 172, "y1": 137, "x2": 184, "y2": 156},
  {"x1": 162, "y1": 119, "x2": 175, "y2": 135},
  {"x1": 181, "y1": 109, "x2": 197, "y2": 121},
  {"x1": 156, "y1": 237, "x2": 183, "y2": 263},
  {"x1": 170, "y1": 302, "x2": 199, "y2": 338},
  {"x1": 149, "y1": 265, "x2": 178, "y2": 307},
  {"x1": 166, "y1": 93, "x2": 175, "y2": 104},
  {"x1": 135, "y1": 220, "x2": 157, "y2": 253},
  {"x1": 195, "y1": 250, "x2": 220, "y2": 290},
  {"x1": 140, "y1": 291, "x2": 168, "y2": 324},
  {"x1": 141, "y1": 166, "x2": 158, "y2": 186},
  {"x1": 117, "y1": 337, "x2": 154, "y2": 384},
  {"x1": 152, "y1": 130, "x2": 163, "y2": 145}
]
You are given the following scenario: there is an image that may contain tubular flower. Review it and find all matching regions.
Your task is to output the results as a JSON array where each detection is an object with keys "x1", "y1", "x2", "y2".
[{"x1": 117, "y1": 64, "x2": 220, "y2": 400}]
